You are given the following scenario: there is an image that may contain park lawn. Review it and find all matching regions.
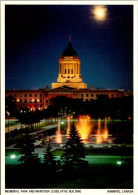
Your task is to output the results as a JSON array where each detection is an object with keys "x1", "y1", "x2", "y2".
[
  {"x1": 5, "y1": 121, "x2": 20, "y2": 128},
  {"x1": 52, "y1": 147, "x2": 133, "y2": 156},
  {"x1": 5, "y1": 147, "x2": 133, "y2": 157},
  {"x1": 5, "y1": 163, "x2": 133, "y2": 189}
]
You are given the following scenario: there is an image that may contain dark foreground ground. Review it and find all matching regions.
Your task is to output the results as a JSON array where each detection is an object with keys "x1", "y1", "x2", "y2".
[{"x1": 5, "y1": 161, "x2": 133, "y2": 189}]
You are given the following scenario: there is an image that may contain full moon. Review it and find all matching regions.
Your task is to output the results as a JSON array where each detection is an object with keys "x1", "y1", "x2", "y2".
[{"x1": 92, "y1": 5, "x2": 108, "y2": 21}]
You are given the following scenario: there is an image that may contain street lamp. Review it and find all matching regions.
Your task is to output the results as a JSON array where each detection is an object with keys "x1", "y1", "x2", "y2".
[
  {"x1": 10, "y1": 154, "x2": 16, "y2": 159},
  {"x1": 116, "y1": 161, "x2": 123, "y2": 165}
]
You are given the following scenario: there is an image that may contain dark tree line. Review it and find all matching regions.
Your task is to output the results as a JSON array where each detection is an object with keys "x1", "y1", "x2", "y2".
[
  {"x1": 50, "y1": 95, "x2": 133, "y2": 119},
  {"x1": 6, "y1": 94, "x2": 133, "y2": 121}
]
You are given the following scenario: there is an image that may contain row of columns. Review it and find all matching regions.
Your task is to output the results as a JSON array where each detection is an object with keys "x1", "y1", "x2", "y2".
[{"x1": 59, "y1": 63, "x2": 80, "y2": 74}]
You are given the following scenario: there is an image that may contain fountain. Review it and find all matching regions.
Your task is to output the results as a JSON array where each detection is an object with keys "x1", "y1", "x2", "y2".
[
  {"x1": 75, "y1": 115, "x2": 93, "y2": 142},
  {"x1": 55, "y1": 122, "x2": 62, "y2": 143},
  {"x1": 103, "y1": 117, "x2": 108, "y2": 141},
  {"x1": 54, "y1": 115, "x2": 110, "y2": 145},
  {"x1": 66, "y1": 117, "x2": 70, "y2": 138},
  {"x1": 96, "y1": 118, "x2": 103, "y2": 144},
  {"x1": 96, "y1": 117, "x2": 109, "y2": 144}
]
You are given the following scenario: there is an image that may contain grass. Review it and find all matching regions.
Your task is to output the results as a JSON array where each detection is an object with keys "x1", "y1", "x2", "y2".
[
  {"x1": 52, "y1": 147, "x2": 133, "y2": 156},
  {"x1": 5, "y1": 163, "x2": 133, "y2": 189},
  {"x1": 5, "y1": 121, "x2": 20, "y2": 128},
  {"x1": 5, "y1": 146, "x2": 133, "y2": 157}
]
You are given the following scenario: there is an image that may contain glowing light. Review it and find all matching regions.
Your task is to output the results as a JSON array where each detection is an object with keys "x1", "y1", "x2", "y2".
[
  {"x1": 37, "y1": 99, "x2": 40, "y2": 102},
  {"x1": 55, "y1": 122, "x2": 62, "y2": 144},
  {"x1": 96, "y1": 118, "x2": 102, "y2": 143},
  {"x1": 128, "y1": 117, "x2": 131, "y2": 120},
  {"x1": 32, "y1": 99, "x2": 34, "y2": 102},
  {"x1": 61, "y1": 121, "x2": 64, "y2": 125},
  {"x1": 103, "y1": 117, "x2": 108, "y2": 140},
  {"x1": 66, "y1": 117, "x2": 70, "y2": 138},
  {"x1": 76, "y1": 116, "x2": 93, "y2": 141},
  {"x1": 87, "y1": 115, "x2": 90, "y2": 120},
  {"x1": 10, "y1": 154, "x2": 16, "y2": 159},
  {"x1": 116, "y1": 161, "x2": 122, "y2": 165},
  {"x1": 92, "y1": 5, "x2": 108, "y2": 21},
  {"x1": 96, "y1": 118, "x2": 109, "y2": 143}
]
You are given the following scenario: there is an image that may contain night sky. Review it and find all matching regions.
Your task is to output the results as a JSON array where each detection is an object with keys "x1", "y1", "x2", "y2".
[{"x1": 5, "y1": 5, "x2": 133, "y2": 91}]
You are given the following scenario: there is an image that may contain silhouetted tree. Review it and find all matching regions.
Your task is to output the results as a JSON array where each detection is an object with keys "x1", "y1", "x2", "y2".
[
  {"x1": 43, "y1": 142, "x2": 56, "y2": 167},
  {"x1": 5, "y1": 95, "x2": 17, "y2": 117},
  {"x1": 42, "y1": 142, "x2": 57, "y2": 179},
  {"x1": 18, "y1": 132, "x2": 40, "y2": 166},
  {"x1": 61, "y1": 123, "x2": 87, "y2": 169}
]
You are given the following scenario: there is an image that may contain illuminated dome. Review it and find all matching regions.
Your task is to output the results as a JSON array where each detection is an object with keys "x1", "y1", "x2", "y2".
[{"x1": 52, "y1": 37, "x2": 87, "y2": 89}]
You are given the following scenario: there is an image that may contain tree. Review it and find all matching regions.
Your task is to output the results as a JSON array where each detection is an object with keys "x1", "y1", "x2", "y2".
[
  {"x1": 18, "y1": 132, "x2": 40, "y2": 166},
  {"x1": 61, "y1": 123, "x2": 87, "y2": 168},
  {"x1": 5, "y1": 95, "x2": 17, "y2": 117},
  {"x1": 42, "y1": 142, "x2": 57, "y2": 177},
  {"x1": 43, "y1": 142, "x2": 56, "y2": 167}
]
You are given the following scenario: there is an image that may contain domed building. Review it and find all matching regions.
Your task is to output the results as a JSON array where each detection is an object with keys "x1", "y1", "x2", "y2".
[
  {"x1": 5, "y1": 37, "x2": 132, "y2": 111},
  {"x1": 52, "y1": 38, "x2": 87, "y2": 89}
]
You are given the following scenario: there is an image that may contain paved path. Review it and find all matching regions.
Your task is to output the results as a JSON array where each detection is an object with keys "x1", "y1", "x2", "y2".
[{"x1": 30, "y1": 124, "x2": 58, "y2": 135}]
